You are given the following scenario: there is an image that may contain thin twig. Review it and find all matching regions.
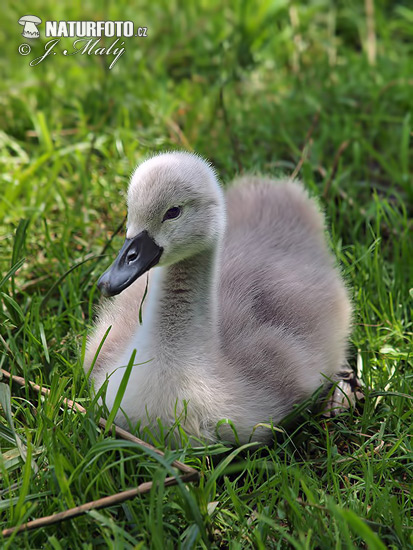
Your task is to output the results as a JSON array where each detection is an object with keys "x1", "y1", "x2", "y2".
[
  {"x1": 1, "y1": 472, "x2": 198, "y2": 537},
  {"x1": 291, "y1": 110, "x2": 320, "y2": 180},
  {"x1": 0, "y1": 334, "x2": 13, "y2": 357},
  {"x1": 26, "y1": 126, "x2": 98, "y2": 138},
  {"x1": 20, "y1": 274, "x2": 50, "y2": 292},
  {"x1": 322, "y1": 140, "x2": 350, "y2": 199},
  {"x1": 291, "y1": 140, "x2": 313, "y2": 181},
  {"x1": 0, "y1": 369, "x2": 197, "y2": 476},
  {"x1": 80, "y1": 214, "x2": 127, "y2": 288},
  {"x1": 97, "y1": 214, "x2": 128, "y2": 261},
  {"x1": 166, "y1": 118, "x2": 193, "y2": 151}
]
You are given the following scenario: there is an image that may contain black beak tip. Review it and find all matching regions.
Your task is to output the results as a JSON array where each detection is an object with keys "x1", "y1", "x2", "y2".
[
  {"x1": 97, "y1": 272, "x2": 113, "y2": 297},
  {"x1": 96, "y1": 231, "x2": 163, "y2": 298}
]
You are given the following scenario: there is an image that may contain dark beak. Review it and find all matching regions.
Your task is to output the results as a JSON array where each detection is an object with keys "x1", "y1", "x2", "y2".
[{"x1": 97, "y1": 230, "x2": 163, "y2": 297}]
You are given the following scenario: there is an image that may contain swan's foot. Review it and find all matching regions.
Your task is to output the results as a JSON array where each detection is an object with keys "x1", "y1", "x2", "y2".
[{"x1": 323, "y1": 369, "x2": 364, "y2": 417}]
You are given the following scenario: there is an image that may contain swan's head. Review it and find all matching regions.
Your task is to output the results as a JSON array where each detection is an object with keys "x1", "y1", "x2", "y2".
[{"x1": 98, "y1": 152, "x2": 225, "y2": 296}]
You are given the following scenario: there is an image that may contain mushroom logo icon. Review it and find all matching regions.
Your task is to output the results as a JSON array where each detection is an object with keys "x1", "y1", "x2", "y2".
[{"x1": 18, "y1": 15, "x2": 42, "y2": 38}]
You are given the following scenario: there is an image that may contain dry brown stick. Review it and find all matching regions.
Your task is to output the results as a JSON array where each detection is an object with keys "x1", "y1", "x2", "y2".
[
  {"x1": 0, "y1": 334, "x2": 13, "y2": 357},
  {"x1": 291, "y1": 110, "x2": 320, "y2": 180},
  {"x1": 26, "y1": 126, "x2": 99, "y2": 138},
  {"x1": 291, "y1": 139, "x2": 312, "y2": 181},
  {"x1": 1, "y1": 471, "x2": 198, "y2": 538},
  {"x1": 166, "y1": 118, "x2": 193, "y2": 151},
  {"x1": 96, "y1": 213, "x2": 128, "y2": 264},
  {"x1": 0, "y1": 368, "x2": 197, "y2": 476},
  {"x1": 322, "y1": 140, "x2": 350, "y2": 200}
]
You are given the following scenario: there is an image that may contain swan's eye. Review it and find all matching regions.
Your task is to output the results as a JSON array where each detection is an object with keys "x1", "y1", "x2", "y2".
[{"x1": 162, "y1": 206, "x2": 181, "y2": 221}]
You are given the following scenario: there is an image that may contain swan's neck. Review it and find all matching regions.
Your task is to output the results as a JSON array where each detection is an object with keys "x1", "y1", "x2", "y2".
[{"x1": 145, "y1": 246, "x2": 220, "y2": 361}]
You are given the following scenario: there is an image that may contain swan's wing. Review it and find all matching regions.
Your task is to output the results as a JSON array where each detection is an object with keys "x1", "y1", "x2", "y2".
[{"x1": 219, "y1": 178, "x2": 352, "y2": 402}]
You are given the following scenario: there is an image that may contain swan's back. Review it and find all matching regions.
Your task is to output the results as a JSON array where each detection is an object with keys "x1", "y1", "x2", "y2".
[{"x1": 218, "y1": 177, "x2": 351, "y2": 411}]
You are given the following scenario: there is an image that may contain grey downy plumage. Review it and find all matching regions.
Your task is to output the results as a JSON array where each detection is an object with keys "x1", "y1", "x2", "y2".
[{"x1": 84, "y1": 152, "x2": 356, "y2": 444}]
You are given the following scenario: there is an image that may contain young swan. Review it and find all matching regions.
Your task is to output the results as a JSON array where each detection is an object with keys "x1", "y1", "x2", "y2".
[{"x1": 84, "y1": 152, "x2": 352, "y2": 444}]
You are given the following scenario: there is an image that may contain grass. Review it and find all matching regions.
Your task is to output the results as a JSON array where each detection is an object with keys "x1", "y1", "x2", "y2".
[{"x1": 0, "y1": 0, "x2": 412, "y2": 547}]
